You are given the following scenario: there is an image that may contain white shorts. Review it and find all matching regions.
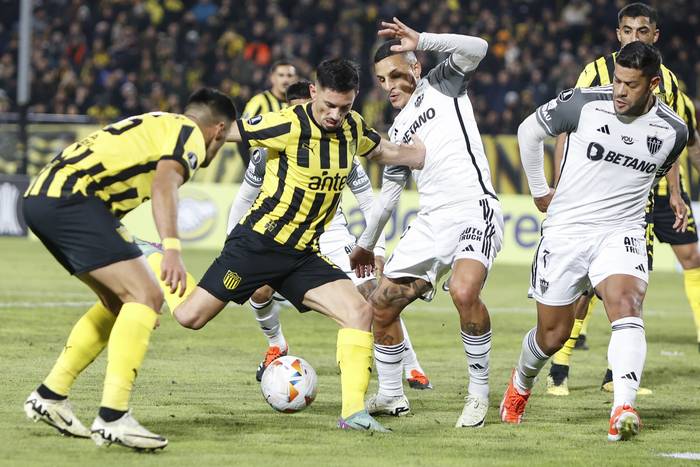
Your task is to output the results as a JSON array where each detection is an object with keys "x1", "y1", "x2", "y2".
[
  {"x1": 383, "y1": 198, "x2": 504, "y2": 301},
  {"x1": 529, "y1": 227, "x2": 649, "y2": 306},
  {"x1": 318, "y1": 226, "x2": 374, "y2": 286}
]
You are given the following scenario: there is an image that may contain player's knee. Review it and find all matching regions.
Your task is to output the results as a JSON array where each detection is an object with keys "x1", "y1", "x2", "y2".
[
  {"x1": 678, "y1": 248, "x2": 700, "y2": 269},
  {"x1": 338, "y1": 300, "x2": 373, "y2": 330},
  {"x1": 173, "y1": 304, "x2": 206, "y2": 330},
  {"x1": 251, "y1": 286, "x2": 275, "y2": 304},
  {"x1": 449, "y1": 282, "x2": 481, "y2": 311},
  {"x1": 605, "y1": 290, "x2": 643, "y2": 316}
]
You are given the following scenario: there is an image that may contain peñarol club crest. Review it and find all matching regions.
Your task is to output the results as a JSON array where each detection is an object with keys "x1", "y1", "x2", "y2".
[
  {"x1": 647, "y1": 135, "x2": 662, "y2": 155},
  {"x1": 223, "y1": 270, "x2": 241, "y2": 290}
]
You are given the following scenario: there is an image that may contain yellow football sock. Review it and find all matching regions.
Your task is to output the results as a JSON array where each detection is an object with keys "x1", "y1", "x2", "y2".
[
  {"x1": 683, "y1": 267, "x2": 700, "y2": 342},
  {"x1": 101, "y1": 303, "x2": 158, "y2": 411},
  {"x1": 146, "y1": 252, "x2": 196, "y2": 313},
  {"x1": 336, "y1": 328, "x2": 373, "y2": 419},
  {"x1": 580, "y1": 296, "x2": 596, "y2": 335},
  {"x1": 552, "y1": 318, "x2": 583, "y2": 366},
  {"x1": 44, "y1": 301, "x2": 116, "y2": 396}
]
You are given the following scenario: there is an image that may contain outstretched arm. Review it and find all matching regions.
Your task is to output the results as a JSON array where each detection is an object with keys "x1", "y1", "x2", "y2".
[{"x1": 378, "y1": 17, "x2": 488, "y2": 73}]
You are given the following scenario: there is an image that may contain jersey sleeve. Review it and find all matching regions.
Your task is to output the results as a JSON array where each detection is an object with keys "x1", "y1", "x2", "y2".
[
  {"x1": 575, "y1": 61, "x2": 599, "y2": 88},
  {"x1": 534, "y1": 88, "x2": 586, "y2": 136},
  {"x1": 241, "y1": 95, "x2": 263, "y2": 120},
  {"x1": 425, "y1": 55, "x2": 473, "y2": 97},
  {"x1": 383, "y1": 164, "x2": 411, "y2": 184},
  {"x1": 242, "y1": 148, "x2": 268, "y2": 188},
  {"x1": 237, "y1": 111, "x2": 292, "y2": 153},
  {"x1": 346, "y1": 157, "x2": 372, "y2": 194},
  {"x1": 161, "y1": 118, "x2": 206, "y2": 181},
  {"x1": 657, "y1": 126, "x2": 689, "y2": 180},
  {"x1": 355, "y1": 113, "x2": 382, "y2": 157}
]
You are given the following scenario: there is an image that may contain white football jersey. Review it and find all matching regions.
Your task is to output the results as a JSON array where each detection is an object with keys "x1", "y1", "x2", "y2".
[
  {"x1": 384, "y1": 55, "x2": 497, "y2": 212},
  {"x1": 536, "y1": 85, "x2": 688, "y2": 234},
  {"x1": 244, "y1": 148, "x2": 371, "y2": 233}
]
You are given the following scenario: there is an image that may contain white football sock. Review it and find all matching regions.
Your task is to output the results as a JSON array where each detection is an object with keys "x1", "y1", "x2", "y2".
[
  {"x1": 608, "y1": 317, "x2": 646, "y2": 410},
  {"x1": 514, "y1": 328, "x2": 550, "y2": 394},
  {"x1": 374, "y1": 342, "x2": 405, "y2": 397},
  {"x1": 400, "y1": 318, "x2": 425, "y2": 377},
  {"x1": 461, "y1": 329, "x2": 491, "y2": 399},
  {"x1": 250, "y1": 298, "x2": 286, "y2": 349}
]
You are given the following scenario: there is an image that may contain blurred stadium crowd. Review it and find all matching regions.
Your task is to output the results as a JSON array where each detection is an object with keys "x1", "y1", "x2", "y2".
[{"x1": 0, "y1": 0, "x2": 698, "y2": 134}]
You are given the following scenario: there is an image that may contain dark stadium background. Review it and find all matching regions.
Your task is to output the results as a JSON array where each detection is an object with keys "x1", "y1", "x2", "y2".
[{"x1": 0, "y1": 0, "x2": 698, "y2": 190}]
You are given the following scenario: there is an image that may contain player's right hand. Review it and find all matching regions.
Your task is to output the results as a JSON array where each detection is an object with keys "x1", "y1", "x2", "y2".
[
  {"x1": 533, "y1": 188, "x2": 555, "y2": 213},
  {"x1": 349, "y1": 246, "x2": 375, "y2": 278},
  {"x1": 161, "y1": 250, "x2": 188, "y2": 297},
  {"x1": 378, "y1": 17, "x2": 420, "y2": 52}
]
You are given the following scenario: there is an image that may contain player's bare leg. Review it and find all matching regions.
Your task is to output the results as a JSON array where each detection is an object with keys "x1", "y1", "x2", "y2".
[
  {"x1": 173, "y1": 286, "x2": 228, "y2": 330},
  {"x1": 450, "y1": 259, "x2": 491, "y2": 427},
  {"x1": 672, "y1": 242, "x2": 700, "y2": 350},
  {"x1": 501, "y1": 301, "x2": 574, "y2": 424},
  {"x1": 596, "y1": 274, "x2": 646, "y2": 441},
  {"x1": 302, "y1": 279, "x2": 389, "y2": 432},
  {"x1": 365, "y1": 276, "x2": 430, "y2": 416}
]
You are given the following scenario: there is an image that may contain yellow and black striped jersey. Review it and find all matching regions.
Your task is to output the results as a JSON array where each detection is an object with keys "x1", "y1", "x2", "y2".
[
  {"x1": 237, "y1": 102, "x2": 381, "y2": 251},
  {"x1": 241, "y1": 90, "x2": 287, "y2": 119},
  {"x1": 576, "y1": 52, "x2": 689, "y2": 196},
  {"x1": 25, "y1": 112, "x2": 206, "y2": 218}
]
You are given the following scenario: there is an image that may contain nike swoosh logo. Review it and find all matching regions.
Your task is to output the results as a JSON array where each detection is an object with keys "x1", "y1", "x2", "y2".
[
  {"x1": 355, "y1": 423, "x2": 371, "y2": 430},
  {"x1": 57, "y1": 413, "x2": 73, "y2": 426}
]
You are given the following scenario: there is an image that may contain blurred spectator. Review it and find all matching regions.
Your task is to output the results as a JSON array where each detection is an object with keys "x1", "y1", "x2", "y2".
[{"x1": 0, "y1": 0, "x2": 697, "y2": 136}]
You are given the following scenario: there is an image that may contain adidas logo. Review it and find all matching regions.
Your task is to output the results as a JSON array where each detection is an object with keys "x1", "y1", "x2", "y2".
[
  {"x1": 469, "y1": 363, "x2": 485, "y2": 370},
  {"x1": 462, "y1": 245, "x2": 475, "y2": 252},
  {"x1": 635, "y1": 264, "x2": 646, "y2": 273},
  {"x1": 597, "y1": 125, "x2": 610, "y2": 134},
  {"x1": 621, "y1": 371, "x2": 638, "y2": 382}
]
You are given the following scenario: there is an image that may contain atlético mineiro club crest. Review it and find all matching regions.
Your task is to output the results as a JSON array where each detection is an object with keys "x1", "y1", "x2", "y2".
[{"x1": 647, "y1": 135, "x2": 662, "y2": 155}]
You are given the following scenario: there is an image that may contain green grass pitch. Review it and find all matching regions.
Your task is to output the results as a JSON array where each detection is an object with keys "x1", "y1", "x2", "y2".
[{"x1": 1, "y1": 237, "x2": 699, "y2": 466}]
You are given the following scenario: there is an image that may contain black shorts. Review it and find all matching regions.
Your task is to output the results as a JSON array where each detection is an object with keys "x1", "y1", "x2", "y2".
[
  {"x1": 199, "y1": 224, "x2": 348, "y2": 312},
  {"x1": 651, "y1": 191, "x2": 698, "y2": 245},
  {"x1": 22, "y1": 195, "x2": 142, "y2": 275}
]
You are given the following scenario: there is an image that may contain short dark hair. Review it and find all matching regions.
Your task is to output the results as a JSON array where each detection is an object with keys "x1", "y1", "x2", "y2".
[
  {"x1": 315, "y1": 58, "x2": 359, "y2": 92},
  {"x1": 186, "y1": 87, "x2": 237, "y2": 121},
  {"x1": 286, "y1": 80, "x2": 312, "y2": 102},
  {"x1": 270, "y1": 60, "x2": 296, "y2": 74},
  {"x1": 374, "y1": 39, "x2": 402, "y2": 63},
  {"x1": 616, "y1": 41, "x2": 662, "y2": 78},
  {"x1": 618, "y1": 2, "x2": 658, "y2": 25}
]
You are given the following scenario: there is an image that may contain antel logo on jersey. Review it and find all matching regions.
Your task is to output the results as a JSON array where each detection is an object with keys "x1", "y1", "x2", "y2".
[
  {"x1": 586, "y1": 142, "x2": 657, "y2": 173},
  {"x1": 402, "y1": 107, "x2": 436, "y2": 143},
  {"x1": 308, "y1": 171, "x2": 347, "y2": 191}
]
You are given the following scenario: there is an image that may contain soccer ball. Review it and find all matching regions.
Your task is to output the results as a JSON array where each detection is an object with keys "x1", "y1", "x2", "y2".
[{"x1": 260, "y1": 356, "x2": 318, "y2": 413}]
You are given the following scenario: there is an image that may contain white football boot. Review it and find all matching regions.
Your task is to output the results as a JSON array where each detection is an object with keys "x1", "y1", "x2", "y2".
[
  {"x1": 91, "y1": 411, "x2": 168, "y2": 451},
  {"x1": 24, "y1": 390, "x2": 91, "y2": 438},
  {"x1": 455, "y1": 394, "x2": 488, "y2": 428},
  {"x1": 365, "y1": 393, "x2": 410, "y2": 417}
]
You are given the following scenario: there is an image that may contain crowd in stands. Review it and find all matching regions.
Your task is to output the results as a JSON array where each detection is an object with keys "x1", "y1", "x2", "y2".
[{"x1": 1, "y1": 0, "x2": 698, "y2": 134}]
